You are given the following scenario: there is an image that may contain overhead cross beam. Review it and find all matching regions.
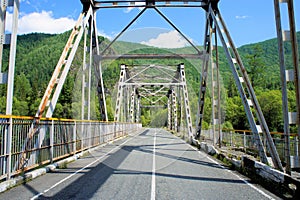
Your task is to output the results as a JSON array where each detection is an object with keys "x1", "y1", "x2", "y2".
[{"x1": 89, "y1": 0, "x2": 209, "y2": 9}]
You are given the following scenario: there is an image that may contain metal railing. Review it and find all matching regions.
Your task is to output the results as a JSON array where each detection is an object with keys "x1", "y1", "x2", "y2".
[
  {"x1": 202, "y1": 129, "x2": 299, "y2": 166},
  {"x1": 0, "y1": 115, "x2": 142, "y2": 181}
]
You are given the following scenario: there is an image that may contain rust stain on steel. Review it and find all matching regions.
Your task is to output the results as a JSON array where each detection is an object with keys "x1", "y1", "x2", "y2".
[
  {"x1": 19, "y1": 14, "x2": 85, "y2": 170},
  {"x1": 37, "y1": 13, "x2": 84, "y2": 119}
]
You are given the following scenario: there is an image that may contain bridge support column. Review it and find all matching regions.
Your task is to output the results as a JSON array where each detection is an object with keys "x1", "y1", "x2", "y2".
[
  {"x1": 171, "y1": 88, "x2": 178, "y2": 132},
  {"x1": 114, "y1": 64, "x2": 127, "y2": 122},
  {"x1": 130, "y1": 87, "x2": 136, "y2": 123},
  {"x1": 210, "y1": 22, "x2": 222, "y2": 147},
  {"x1": 274, "y1": 0, "x2": 299, "y2": 173},
  {"x1": 0, "y1": 0, "x2": 19, "y2": 180},
  {"x1": 179, "y1": 64, "x2": 193, "y2": 140},
  {"x1": 167, "y1": 91, "x2": 172, "y2": 130},
  {"x1": 208, "y1": 5, "x2": 283, "y2": 170}
]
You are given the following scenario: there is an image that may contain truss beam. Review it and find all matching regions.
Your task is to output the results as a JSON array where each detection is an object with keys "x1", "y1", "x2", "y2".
[
  {"x1": 1, "y1": 0, "x2": 20, "y2": 181},
  {"x1": 85, "y1": 0, "x2": 209, "y2": 9},
  {"x1": 178, "y1": 64, "x2": 193, "y2": 139},
  {"x1": 196, "y1": 5, "x2": 283, "y2": 170},
  {"x1": 274, "y1": 0, "x2": 300, "y2": 173}
]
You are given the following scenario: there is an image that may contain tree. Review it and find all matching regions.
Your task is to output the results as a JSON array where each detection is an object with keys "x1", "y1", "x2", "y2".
[
  {"x1": 225, "y1": 96, "x2": 249, "y2": 130},
  {"x1": 14, "y1": 73, "x2": 32, "y2": 101},
  {"x1": 245, "y1": 44, "x2": 266, "y2": 89},
  {"x1": 258, "y1": 90, "x2": 283, "y2": 132}
]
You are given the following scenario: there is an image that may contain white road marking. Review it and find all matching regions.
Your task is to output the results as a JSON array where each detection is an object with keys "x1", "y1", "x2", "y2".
[
  {"x1": 190, "y1": 145, "x2": 276, "y2": 200},
  {"x1": 30, "y1": 132, "x2": 140, "y2": 200},
  {"x1": 150, "y1": 129, "x2": 157, "y2": 200}
]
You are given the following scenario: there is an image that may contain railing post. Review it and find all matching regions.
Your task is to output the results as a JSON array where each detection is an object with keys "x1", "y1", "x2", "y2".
[
  {"x1": 114, "y1": 122, "x2": 116, "y2": 139},
  {"x1": 73, "y1": 121, "x2": 77, "y2": 155},
  {"x1": 230, "y1": 131, "x2": 233, "y2": 147},
  {"x1": 295, "y1": 135, "x2": 298, "y2": 157},
  {"x1": 243, "y1": 131, "x2": 246, "y2": 149},
  {"x1": 6, "y1": 117, "x2": 12, "y2": 180},
  {"x1": 81, "y1": 122, "x2": 84, "y2": 151},
  {"x1": 50, "y1": 120, "x2": 54, "y2": 163},
  {"x1": 89, "y1": 121, "x2": 92, "y2": 148},
  {"x1": 99, "y1": 122, "x2": 101, "y2": 145}
]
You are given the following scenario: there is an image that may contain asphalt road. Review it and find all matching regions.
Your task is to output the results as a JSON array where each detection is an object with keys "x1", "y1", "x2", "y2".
[{"x1": 0, "y1": 128, "x2": 280, "y2": 200}]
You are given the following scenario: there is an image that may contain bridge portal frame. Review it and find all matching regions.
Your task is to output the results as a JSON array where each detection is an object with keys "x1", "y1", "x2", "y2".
[{"x1": 114, "y1": 63, "x2": 193, "y2": 138}]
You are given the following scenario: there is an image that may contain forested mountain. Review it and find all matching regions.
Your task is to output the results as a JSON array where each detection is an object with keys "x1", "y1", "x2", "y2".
[{"x1": 0, "y1": 31, "x2": 299, "y2": 132}]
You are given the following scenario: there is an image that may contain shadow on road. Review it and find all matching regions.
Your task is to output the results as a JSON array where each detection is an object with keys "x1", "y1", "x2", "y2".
[{"x1": 35, "y1": 129, "x2": 247, "y2": 199}]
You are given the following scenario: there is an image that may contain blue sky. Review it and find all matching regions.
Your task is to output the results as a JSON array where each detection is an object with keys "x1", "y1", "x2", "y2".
[{"x1": 10, "y1": 0, "x2": 300, "y2": 47}]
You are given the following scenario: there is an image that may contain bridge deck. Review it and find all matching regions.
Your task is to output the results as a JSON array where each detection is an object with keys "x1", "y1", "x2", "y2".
[{"x1": 0, "y1": 129, "x2": 279, "y2": 199}]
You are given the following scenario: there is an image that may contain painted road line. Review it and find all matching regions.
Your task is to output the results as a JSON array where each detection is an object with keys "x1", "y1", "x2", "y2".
[
  {"x1": 151, "y1": 129, "x2": 157, "y2": 200},
  {"x1": 30, "y1": 131, "x2": 142, "y2": 200},
  {"x1": 189, "y1": 145, "x2": 275, "y2": 200}
]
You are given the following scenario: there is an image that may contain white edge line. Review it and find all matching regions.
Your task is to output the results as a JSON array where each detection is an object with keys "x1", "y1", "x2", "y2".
[
  {"x1": 189, "y1": 145, "x2": 275, "y2": 200},
  {"x1": 150, "y1": 129, "x2": 157, "y2": 200},
  {"x1": 30, "y1": 132, "x2": 140, "y2": 200}
]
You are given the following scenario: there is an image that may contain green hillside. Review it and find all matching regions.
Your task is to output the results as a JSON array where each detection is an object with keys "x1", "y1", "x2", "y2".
[{"x1": 0, "y1": 31, "x2": 299, "y2": 132}]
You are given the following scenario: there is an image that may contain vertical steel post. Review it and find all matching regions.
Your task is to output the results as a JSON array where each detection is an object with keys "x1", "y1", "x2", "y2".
[
  {"x1": 82, "y1": 26, "x2": 88, "y2": 120},
  {"x1": 5, "y1": 0, "x2": 18, "y2": 115},
  {"x1": 196, "y1": 13, "x2": 211, "y2": 139},
  {"x1": 92, "y1": 12, "x2": 108, "y2": 121},
  {"x1": 171, "y1": 89, "x2": 177, "y2": 132},
  {"x1": 130, "y1": 87, "x2": 136, "y2": 123},
  {"x1": 211, "y1": 29, "x2": 215, "y2": 145},
  {"x1": 243, "y1": 131, "x2": 246, "y2": 149},
  {"x1": 213, "y1": 25, "x2": 222, "y2": 148},
  {"x1": 6, "y1": 116, "x2": 12, "y2": 179},
  {"x1": 50, "y1": 120, "x2": 54, "y2": 163},
  {"x1": 167, "y1": 93, "x2": 172, "y2": 130},
  {"x1": 4, "y1": 0, "x2": 19, "y2": 180},
  {"x1": 114, "y1": 65, "x2": 126, "y2": 122},
  {"x1": 179, "y1": 64, "x2": 193, "y2": 140},
  {"x1": 274, "y1": 0, "x2": 299, "y2": 174},
  {"x1": 295, "y1": 136, "x2": 299, "y2": 157},
  {"x1": 87, "y1": 14, "x2": 94, "y2": 120},
  {"x1": 73, "y1": 121, "x2": 77, "y2": 155},
  {"x1": 287, "y1": 0, "x2": 300, "y2": 165},
  {"x1": 208, "y1": 6, "x2": 282, "y2": 168},
  {"x1": 0, "y1": 0, "x2": 7, "y2": 72}
]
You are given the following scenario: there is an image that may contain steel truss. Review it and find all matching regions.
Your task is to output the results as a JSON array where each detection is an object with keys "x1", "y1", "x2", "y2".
[
  {"x1": 196, "y1": 3, "x2": 284, "y2": 170},
  {"x1": 114, "y1": 64, "x2": 193, "y2": 138},
  {"x1": 1, "y1": 0, "x2": 298, "y2": 177},
  {"x1": 0, "y1": 0, "x2": 19, "y2": 180},
  {"x1": 273, "y1": 0, "x2": 300, "y2": 173},
  {"x1": 35, "y1": 6, "x2": 107, "y2": 120},
  {"x1": 16, "y1": 5, "x2": 108, "y2": 173}
]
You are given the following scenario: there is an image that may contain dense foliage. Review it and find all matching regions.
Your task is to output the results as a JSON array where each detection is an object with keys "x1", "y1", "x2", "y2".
[{"x1": 0, "y1": 31, "x2": 300, "y2": 133}]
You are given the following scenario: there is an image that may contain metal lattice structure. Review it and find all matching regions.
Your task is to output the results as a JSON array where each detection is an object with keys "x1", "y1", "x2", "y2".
[
  {"x1": 0, "y1": 0, "x2": 299, "y2": 177},
  {"x1": 114, "y1": 64, "x2": 194, "y2": 138},
  {"x1": 273, "y1": 0, "x2": 300, "y2": 174}
]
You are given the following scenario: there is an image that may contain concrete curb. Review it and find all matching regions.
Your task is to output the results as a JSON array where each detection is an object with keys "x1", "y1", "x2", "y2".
[
  {"x1": 0, "y1": 135, "x2": 128, "y2": 193},
  {"x1": 199, "y1": 141, "x2": 300, "y2": 199}
]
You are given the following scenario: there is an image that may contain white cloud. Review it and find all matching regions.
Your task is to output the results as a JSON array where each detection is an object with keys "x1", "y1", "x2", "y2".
[
  {"x1": 20, "y1": 0, "x2": 30, "y2": 4},
  {"x1": 140, "y1": 30, "x2": 191, "y2": 48},
  {"x1": 6, "y1": 11, "x2": 76, "y2": 34},
  {"x1": 235, "y1": 15, "x2": 250, "y2": 20},
  {"x1": 97, "y1": 29, "x2": 113, "y2": 40},
  {"x1": 5, "y1": 10, "x2": 113, "y2": 39},
  {"x1": 125, "y1": 2, "x2": 145, "y2": 13}
]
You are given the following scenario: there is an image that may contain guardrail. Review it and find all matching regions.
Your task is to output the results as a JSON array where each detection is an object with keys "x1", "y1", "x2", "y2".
[
  {"x1": 202, "y1": 129, "x2": 299, "y2": 167},
  {"x1": 0, "y1": 115, "x2": 142, "y2": 181}
]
